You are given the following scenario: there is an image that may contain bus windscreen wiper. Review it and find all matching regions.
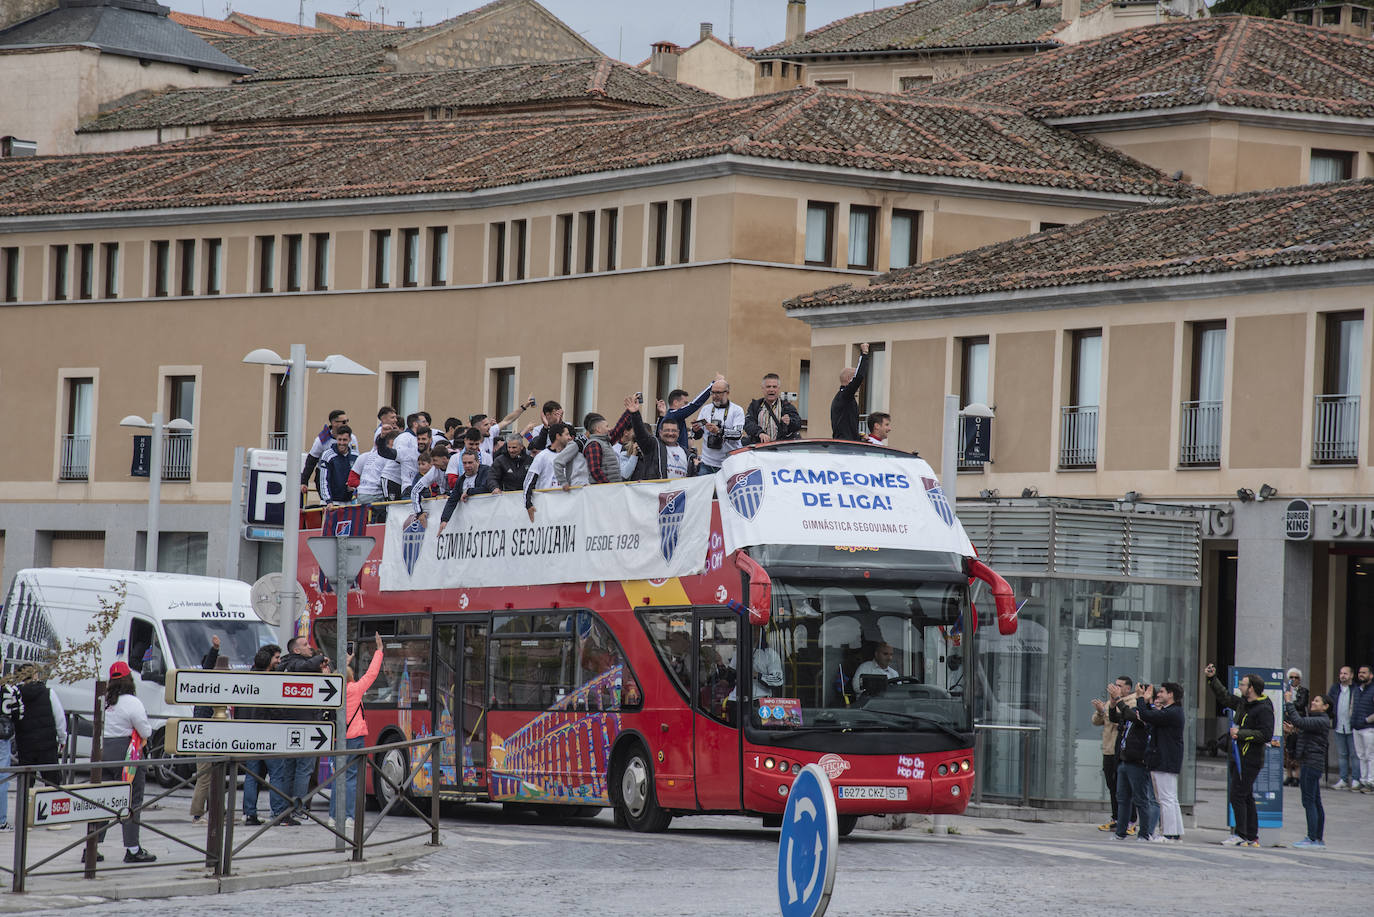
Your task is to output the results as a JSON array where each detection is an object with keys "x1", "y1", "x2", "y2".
[{"x1": 860, "y1": 709, "x2": 969, "y2": 743}]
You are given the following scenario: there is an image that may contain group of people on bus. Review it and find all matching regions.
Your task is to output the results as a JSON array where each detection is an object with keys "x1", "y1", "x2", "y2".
[{"x1": 298, "y1": 345, "x2": 892, "y2": 519}]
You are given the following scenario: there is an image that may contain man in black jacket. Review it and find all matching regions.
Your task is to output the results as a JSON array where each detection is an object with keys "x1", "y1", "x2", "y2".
[
  {"x1": 829, "y1": 342, "x2": 869, "y2": 440},
  {"x1": 1110, "y1": 683, "x2": 1159, "y2": 841},
  {"x1": 490, "y1": 434, "x2": 532, "y2": 493},
  {"x1": 1205, "y1": 663, "x2": 1275, "y2": 847},
  {"x1": 744, "y1": 373, "x2": 801, "y2": 445},
  {"x1": 628, "y1": 412, "x2": 697, "y2": 481},
  {"x1": 238, "y1": 643, "x2": 281, "y2": 826},
  {"x1": 438, "y1": 452, "x2": 496, "y2": 532},
  {"x1": 1135, "y1": 681, "x2": 1185, "y2": 841},
  {"x1": 279, "y1": 637, "x2": 324, "y2": 821}
]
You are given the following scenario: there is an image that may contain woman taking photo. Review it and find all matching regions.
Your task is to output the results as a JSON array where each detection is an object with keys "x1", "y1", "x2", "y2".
[
  {"x1": 96, "y1": 661, "x2": 156, "y2": 863},
  {"x1": 340, "y1": 633, "x2": 384, "y2": 828}
]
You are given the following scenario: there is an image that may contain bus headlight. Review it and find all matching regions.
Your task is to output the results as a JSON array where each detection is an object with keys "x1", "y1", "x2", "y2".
[
  {"x1": 937, "y1": 764, "x2": 948, "y2": 776},
  {"x1": 960, "y1": 760, "x2": 971, "y2": 772}
]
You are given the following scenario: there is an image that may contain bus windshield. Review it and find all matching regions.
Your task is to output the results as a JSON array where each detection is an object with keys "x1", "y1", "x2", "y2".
[
  {"x1": 753, "y1": 578, "x2": 971, "y2": 736},
  {"x1": 163, "y1": 619, "x2": 276, "y2": 671}
]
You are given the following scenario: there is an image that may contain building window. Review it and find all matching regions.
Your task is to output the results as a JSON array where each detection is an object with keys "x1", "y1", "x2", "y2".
[
  {"x1": 511, "y1": 219, "x2": 528, "y2": 281},
  {"x1": 847, "y1": 205, "x2": 877, "y2": 270},
  {"x1": 151, "y1": 241, "x2": 170, "y2": 297},
  {"x1": 157, "y1": 532, "x2": 208, "y2": 575},
  {"x1": 855, "y1": 342, "x2": 887, "y2": 431},
  {"x1": 1314, "y1": 311, "x2": 1363, "y2": 464},
  {"x1": 284, "y1": 234, "x2": 302, "y2": 292},
  {"x1": 401, "y1": 228, "x2": 419, "y2": 288},
  {"x1": 1311, "y1": 149, "x2": 1354, "y2": 183},
  {"x1": 311, "y1": 233, "x2": 329, "y2": 291},
  {"x1": 1354, "y1": 6, "x2": 1368, "y2": 25},
  {"x1": 569, "y1": 362, "x2": 595, "y2": 429},
  {"x1": 389, "y1": 371, "x2": 420, "y2": 420},
  {"x1": 557, "y1": 214, "x2": 574, "y2": 276},
  {"x1": 165, "y1": 374, "x2": 195, "y2": 481},
  {"x1": 798, "y1": 360, "x2": 810, "y2": 425},
  {"x1": 814, "y1": 78, "x2": 849, "y2": 88},
  {"x1": 805, "y1": 202, "x2": 835, "y2": 266},
  {"x1": 373, "y1": 230, "x2": 392, "y2": 288},
  {"x1": 257, "y1": 235, "x2": 275, "y2": 293},
  {"x1": 1060, "y1": 329, "x2": 1101, "y2": 468},
  {"x1": 204, "y1": 238, "x2": 222, "y2": 295},
  {"x1": 490, "y1": 223, "x2": 506, "y2": 282},
  {"x1": 650, "y1": 202, "x2": 668, "y2": 267},
  {"x1": 760, "y1": 61, "x2": 774, "y2": 77},
  {"x1": 580, "y1": 211, "x2": 596, "y2": 273},
  {"x1": 76, "y1": 243, "x2": 94, "y2": 300},
  {"x1": 602, "y1": 209, "x2": 618, "y2": 272},
  {"x1": 2, "y1": 246, "x2": 18, "y2": 302},
  {"x1": 60, "y1": 377, "x2": 93, "y2": 481},
  {"x1": 428, "y1": 227, "x2": 447, "y2": 286},
  {"x1": 899, "y1": 75, "x2": 932, "y2": 91},
  {"x1": 1322, "y1": 5, "x2": 1341, "y2": 24},
  {"x1": 960, "y1": 337, "x2": 990, "y2": 410},
  {"x1": 1181, "y1": 321, "x2": 1225, "y2": 467},
  {"x1": 651, "y1": 355, "x2": 679, "y2": 406},
  {"x1": 890, "y1": 209, "x2": 920, "y2": 270},
  {"x1": 492, "y1": 366, "x2": 516, "y2": 419},
  {"x1": 269, "y1": 372, "x2": 288, "y2": 450},
  {"x1": 1292, "y1": 8, "x2": 1313, "y2": 22},
  {"x1": 178, "y1": 239, "x2": 196, "y2": 296},
  {"x1": 52, "y1": 245, "x2": 69, "y2": 300},
  {"x1": 675, "y1": 199, "x2": 692, "y2": 264},
  {"x1": 102, "y1": 242, "x2": 119, "y2": 298}
]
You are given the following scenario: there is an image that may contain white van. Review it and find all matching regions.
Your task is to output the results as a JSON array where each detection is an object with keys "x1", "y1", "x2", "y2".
[{"x1": 1, "y1": 568, "x2": 277, "y2": 781}]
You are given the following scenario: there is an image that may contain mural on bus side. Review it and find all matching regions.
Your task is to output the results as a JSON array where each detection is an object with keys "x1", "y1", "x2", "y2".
[
  {"x1": 488, "y1": 665, "x2": 627, "y2": 805},
  {"x1": 412, "y1": 697, "x2": 459, "y2": 792}
]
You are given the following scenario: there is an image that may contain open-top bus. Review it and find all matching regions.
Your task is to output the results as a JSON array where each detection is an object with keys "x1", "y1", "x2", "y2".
[{"x1": 297, "y1": 440, "x2": 1017, "y2": 834}]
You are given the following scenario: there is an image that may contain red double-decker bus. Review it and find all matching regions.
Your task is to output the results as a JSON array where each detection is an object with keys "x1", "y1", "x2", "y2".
[{"x1": 298, "y1": 440, "x2": 1016, "y2": 834}]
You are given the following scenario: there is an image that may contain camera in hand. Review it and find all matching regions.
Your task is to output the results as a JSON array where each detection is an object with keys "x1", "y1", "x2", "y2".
[{"x1": 706, "y1": 429, "x2": 724, "y2": 451}]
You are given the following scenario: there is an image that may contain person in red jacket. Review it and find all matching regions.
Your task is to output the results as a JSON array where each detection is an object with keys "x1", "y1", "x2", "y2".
[{"x1": 340, "y1": 633, "x2": 384, "y2": 827}]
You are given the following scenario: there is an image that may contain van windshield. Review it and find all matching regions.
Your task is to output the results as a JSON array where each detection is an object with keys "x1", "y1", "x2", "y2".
[{"x1": 163, "y1": 620, "x2": 276, "y2": 670}]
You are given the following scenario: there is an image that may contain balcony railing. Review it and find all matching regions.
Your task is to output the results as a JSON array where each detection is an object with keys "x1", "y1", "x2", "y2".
[
  {"x1": 59, "y1": 433, "x2": 90, "y2": 480},
  {"x1": 267, "y1": 431, "x2": 288, "y2": 451},
  {"x1": 1313, "y1": 394, "x2": 1359, "y2": 464},
  {"x1": 1179, "y1": 400, "x2": 1222, "y2": 466},
  {"x1": 163, "y1": 431, "x2": 193, "y2": 481},
  {"x1": 1059, "y1": 404, "x2": 1098, "y2": 468}
]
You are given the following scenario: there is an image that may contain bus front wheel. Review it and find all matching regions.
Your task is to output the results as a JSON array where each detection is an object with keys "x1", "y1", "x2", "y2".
[
  {"x1": 374, "y1": 744, "x2": 413, "y2": 815},
  {"x1": 838, "y1": 815, "x2": 859, "y2": 837},
  {"x1": 612, "y1": 745, "x2": 672, "y2": 833}
]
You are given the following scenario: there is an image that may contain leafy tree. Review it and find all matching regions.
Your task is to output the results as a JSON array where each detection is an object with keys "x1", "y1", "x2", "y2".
[{"x1": 1208, "y1": 0, "x2": 1296, "y2": 18}]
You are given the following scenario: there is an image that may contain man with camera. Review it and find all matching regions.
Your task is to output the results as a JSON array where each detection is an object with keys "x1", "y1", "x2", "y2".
[
  {"x1": 1204, "y1": 663, "x2": 1275, "y2": 847},
  {"x1": 697, "y1": 379, "x2": 746, "y2": 474},
  {"x1": 744, "y1": 373, "x2": 801, "y2": 445}
]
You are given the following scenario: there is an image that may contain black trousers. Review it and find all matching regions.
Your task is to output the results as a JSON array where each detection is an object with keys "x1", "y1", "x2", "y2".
[
  {"x1": 1102, "y1": 754, "x2": 1119, "y2": 818},
  {"x1": 1230, "y1": 758, "x2": 1262, "y2": 841}
]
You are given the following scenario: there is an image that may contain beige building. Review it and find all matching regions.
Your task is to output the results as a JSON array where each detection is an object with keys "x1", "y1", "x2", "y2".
[
  {"x1": 921, "y1": 16, "x2": 1374, "y2": 194},
  {"x1": 1287, "y1": 3, "x2": 1374, "y2": 38},
  {"x1": 786, "y1": 178, "x2": 1374, "y2": 717},
  {"x1": 0, "y1": 87, "x2": 1194, "y2": 588},
  {"x1": 641, "y1": 24, "x2": 760, "y2": 100}
]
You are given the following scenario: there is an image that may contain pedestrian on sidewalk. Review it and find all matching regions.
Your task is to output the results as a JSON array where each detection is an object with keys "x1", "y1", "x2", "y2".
[
  {"x1": 340, "y1": 634, "x2": 384, "y2": 827},
  {"x1": 0, "y1": 680, "x2": 21, "y2": 831},
  {"x1": 1328, "y1": 665, "x2": 1356, "y2": 789},
  {"x1": 1112, "y1": 682, "x2": 1158, "y2": 842},
  {"x1": 238, "y1": 642, "x2": 281, "y2": 827},
  {"x1": 1352, "y1": 665, "x2": 1374, "y2": 792},
  {"x1": 1091, "y1": 676, "x2": 1132, "y2": 834},
  {"x1": 95, "y1": 661, "x2": 156, "y2": 863},
  {"x1": 1284, "y1": 689, "x2": 1330, "y2": 848},
  {"x1": 1204, "y1": 663, "x2": 1274, "y2": 848},
  {"x1": 12, "y1": 664, "x2": 66, "y2": 786},
  {"x1": 1135, "y1": 681, "x2": 1185, "y2": 842},
  {"x1": 1282, "y1": 667, "x2": 1309, "y2": 787},
  {"x1": 190, "y1": 651, "x2": 230, "y2": 822}
]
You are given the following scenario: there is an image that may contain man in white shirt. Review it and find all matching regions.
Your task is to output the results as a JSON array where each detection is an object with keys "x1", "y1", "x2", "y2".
[
  {"x1": 866, "y1": 411, "x2": 892, "y2": 446},
  {"x1": 394, "y1": 417, "x2": 432, "y2": 493},
  {"x1": 408, "y1": 444, "x2": 451, "y2": 521},
  {"x1": 853, "y1": 643, "x2": 900, "y2": 694},
  {"x1": 524, "y1": 422, "x2": 572, "y2": 521},
  {"x1": 697, "y1": 379, "x2": 746, "y2": 474},
  {"x1": 350, "y1": 429, "x2": 398, "y2": 504},
  {"x1": 471, "y1": 398, "x2": 534, "y2": 466}
]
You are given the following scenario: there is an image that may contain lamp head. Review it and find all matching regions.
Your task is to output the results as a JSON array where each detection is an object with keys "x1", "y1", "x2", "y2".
[
  {"x1": 119, "y1": 414, "x2": 150, "y2": 428},
  {"x1": 961, "y1": 401, "x2": 995, "y2": 419},
  {"x1": 165, "y1": 417, "x2": 194, "y2": 432},
  {"x1": 317, "y1": 354, "x2": 374, "y2": 376},
  {"x1": 1236, "y1": 488, "x2": 1255, "y2": 503},
  {"x1": 1257, "y1": 484, "x2": 1278, "y2": 502},
  {"x1": 242, "y1": 348, "x2": 286, "y2": 365}
]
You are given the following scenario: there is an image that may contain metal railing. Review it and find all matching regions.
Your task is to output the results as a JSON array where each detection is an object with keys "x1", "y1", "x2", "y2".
[
  {"x1": 972, "y1": 723, "x2": 1040, "y2": 808},
  {"x1": 1313, "y1": 394, "x2": 1359, "y2": 463},
  {"x1": 2, "y1": 734, "x2": 444, "y2": 893},
  {"x1": 59, "y1": 433, "x2": 90, "y2": 480},
  {"x1": 1058, "y1": 404, "x2": 1098, "y2": 468},
  {"x1": 1179, "y1": 399, "x2": 1222, "y2": 466},
  {"x1": 267, "y1": 431, "x2": 288, "y2": 451},
  {"x1": 163, "y1": 431, "x2": 193, "y2": 481}
]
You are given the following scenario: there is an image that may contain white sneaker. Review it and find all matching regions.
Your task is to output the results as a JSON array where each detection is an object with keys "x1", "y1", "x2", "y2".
[
  {"x1": 1221, "y1": 835, "x2": 1243, "y2": 846},
  {"x1": 1331, "y1": 780, "x2": 1348, "y2": 789},
  {"x1": 1145, "y1": 834, "x2": 1169, "y2": 844}
]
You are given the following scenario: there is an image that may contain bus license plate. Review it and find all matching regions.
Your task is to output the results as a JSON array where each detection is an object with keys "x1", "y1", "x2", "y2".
[{"x1": 837, "y1": 786, "x2": 908, "y2": 800}]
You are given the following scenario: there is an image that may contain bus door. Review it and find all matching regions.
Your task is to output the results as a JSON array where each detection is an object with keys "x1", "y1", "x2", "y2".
[
  {"x1": 693, "y1": 611, "x2": 741, "y2": 810},
  {"x1": 456, "y1": 619, "x2": 489, "y2": 790}
]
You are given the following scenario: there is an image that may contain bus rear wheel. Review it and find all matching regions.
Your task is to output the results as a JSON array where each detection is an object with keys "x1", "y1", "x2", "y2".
[
  {"x1": 374, "y1": 745, "x2": 414, "y2": 815},
  {"x1": 612, "y1": 746, "x2": 672, "y2": 833}
]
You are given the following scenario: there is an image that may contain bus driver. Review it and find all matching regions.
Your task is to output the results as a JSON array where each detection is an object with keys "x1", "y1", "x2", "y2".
[{"x1": 853, "y1": 643, "x2": 900, "y2": 694}]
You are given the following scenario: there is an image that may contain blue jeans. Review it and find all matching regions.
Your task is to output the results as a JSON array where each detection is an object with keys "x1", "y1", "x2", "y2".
[
  {"x1": 1299, "y1": 765, "x2": 1324, "y2": 841},
  {"x1": 1333, "y1": 730, "x2": 1355, "y2": 784},
  {"x1": 0, "y1": 738, "x2": 11, "y2": 826},
  {"x1": 241, "y1": 759, "x2": 266, "y2": 817},
  {"x1": 1116, "y1": 762, "x2": 1158, "y2": 839},
  {"x1": 266, "y1": 757, "x2": 292, "y2": 818},
  {"x1": 288, "y1": 755, "x2": 314, "y2": 815},
  {"x1": 343, "y1": 736, "x2": 366, "y2": 820}
]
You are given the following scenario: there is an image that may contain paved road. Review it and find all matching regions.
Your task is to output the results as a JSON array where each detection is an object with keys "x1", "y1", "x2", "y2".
[{"x1": 29, "y1": 765, "x2": 1372, "y2": 917}]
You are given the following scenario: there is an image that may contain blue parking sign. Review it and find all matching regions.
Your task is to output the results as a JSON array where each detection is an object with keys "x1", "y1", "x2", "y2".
[{"x1": 777, "y1": 763, "x2": 838, "y2": 917}]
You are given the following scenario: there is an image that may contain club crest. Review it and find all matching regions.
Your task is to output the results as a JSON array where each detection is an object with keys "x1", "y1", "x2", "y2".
[
  {"x1": 725, "y1": 468, "x2": 764, "y2": 520},
  {"x1": 658, "y1": 490, "x2": 686, "y2": 562},
  {"x1": 401, "y1": 516, "x2": 426, "y2": 576},
  {"x1": 921, "y1": 476, "x2": 956, "y2": 527}
]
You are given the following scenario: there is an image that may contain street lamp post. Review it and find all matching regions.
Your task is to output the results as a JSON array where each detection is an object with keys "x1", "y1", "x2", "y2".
[
  {"x1": 120, "y1": 412, "x2": 194, "y2": 572},
  {"x1": 242, "y1": 347, "x2": 373, "y2": 649}
]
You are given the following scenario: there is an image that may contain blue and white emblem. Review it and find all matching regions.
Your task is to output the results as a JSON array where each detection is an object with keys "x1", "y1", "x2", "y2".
[
  {"x1": 401, "y1": 516, "x2": 426, "y2": 576},
  {"x1": 921, "y1": 476, "x2": 955, "y2": 527},
  {"x1": 726, "y1": 468, "x2": 765, "y2": 520},
  {"x1": 658, "y1": 490, "x2": 686, "y2": 562},
  {"x1": 333, "y1": 520, "x2": 353, "y2": 536}
]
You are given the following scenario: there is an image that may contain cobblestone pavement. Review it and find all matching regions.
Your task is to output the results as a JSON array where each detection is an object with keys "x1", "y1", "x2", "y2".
[{"x1": 16, "y1": 760, "x2": 1373, "y2": 917}]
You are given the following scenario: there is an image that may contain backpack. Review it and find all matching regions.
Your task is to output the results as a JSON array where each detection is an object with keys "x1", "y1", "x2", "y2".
[{"x1": 0, "y1": 683, "x2": 23, "y2": 741}]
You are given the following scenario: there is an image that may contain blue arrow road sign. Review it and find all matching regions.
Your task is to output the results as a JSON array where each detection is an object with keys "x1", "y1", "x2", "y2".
[{"x1": 777, "y1": 763, "x2": 838, "y2": 917}]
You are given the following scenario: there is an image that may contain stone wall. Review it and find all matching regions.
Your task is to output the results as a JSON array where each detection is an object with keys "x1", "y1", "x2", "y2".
[
  {"x1": 0, "y1": 0, "x2": 54, "y2": 32},
  {"x1": 399, "y1": 0, "x2": 597, "y2": 72}
]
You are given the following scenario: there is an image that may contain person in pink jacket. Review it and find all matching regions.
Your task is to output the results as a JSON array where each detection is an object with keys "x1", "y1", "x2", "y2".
[{"x1": 342, "y1": 633, "x2": 384, "y2": 824}]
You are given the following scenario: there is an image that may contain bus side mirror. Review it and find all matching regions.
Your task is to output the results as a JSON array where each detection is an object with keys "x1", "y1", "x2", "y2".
[
  {"x1": 734, "y1": 552, "x2": 772, "y2": 627},
  {"x1": 967, "y1": 558, "x2": 1018, "y2": 636}
]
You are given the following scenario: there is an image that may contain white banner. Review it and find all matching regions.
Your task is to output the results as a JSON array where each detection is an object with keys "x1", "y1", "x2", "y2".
[
  {"x1": 714, "y1": 451, "x2": 975, "y2": 557},
  {"x1": 379, "y1": 478, "x2": 716, "y2": 591}
]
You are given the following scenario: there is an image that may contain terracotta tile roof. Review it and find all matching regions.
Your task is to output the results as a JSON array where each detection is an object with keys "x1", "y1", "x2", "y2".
[
  {"x1": 917, "y1": 16, "x2": 1374, "y2": 118},
  {"x1": 228, "y1": 13, "x2": 323, "y2": 36},
  {"x1": 755, "y1": 0, "x2": 1109, "y2": 57},
  {"x1": 206, "y1": 27, "x2": 438, "y2": 80},
  {"x1": 785, "y1": 179, "x2": 1374, "y2": 309},
  {"x1": 168, "y1": 11, "x2": 254, "y2": 37},
  {"x1": 315, "y1": 11, "x2": 404, "y2": 32},
  {"x1": 80, "y1": 58, "x2": 721, "y2": 133},
  {"x1": 0, "y1": 87, "x2": 1200, "y2": 217}
]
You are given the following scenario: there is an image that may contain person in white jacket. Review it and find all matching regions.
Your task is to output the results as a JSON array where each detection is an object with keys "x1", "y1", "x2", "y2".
[{"x1": 95, "y1": 661, "x2": 156, "y2": 864}]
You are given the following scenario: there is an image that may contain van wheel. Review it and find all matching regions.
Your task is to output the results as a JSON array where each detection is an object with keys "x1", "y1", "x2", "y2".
[
  {"x1": 148, "y1": 728, "x2": 194, "y2": 788},
  {"x1": 611, "y1": 744, "x2": 672, "y2": 833}
]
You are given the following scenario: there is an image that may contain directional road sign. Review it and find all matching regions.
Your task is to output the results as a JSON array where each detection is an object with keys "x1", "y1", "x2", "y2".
[
  {"x1": 777, "y1": 763, "x2": 838, "y2": 917},
  {"x1": 168, "y1": 718, "x2": 335, "y2": 755},
  {"x1": 28, "y1": 781, "x2": 132, "y2": 827},
  {"x1": 166, "y1": 668, "x2": 343, "y2": 708}
]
